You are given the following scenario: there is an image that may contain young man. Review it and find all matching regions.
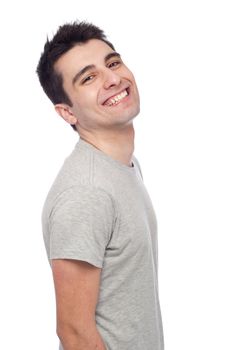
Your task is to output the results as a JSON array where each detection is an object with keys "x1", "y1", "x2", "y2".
[{"x1": 37, "y1": 21, "x2": 164, "y2": 350}]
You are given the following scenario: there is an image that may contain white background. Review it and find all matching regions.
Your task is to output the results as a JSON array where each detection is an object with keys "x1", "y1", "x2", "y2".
[{"x1": 0, "y1": 0, "x2": 231, "y2": 349}]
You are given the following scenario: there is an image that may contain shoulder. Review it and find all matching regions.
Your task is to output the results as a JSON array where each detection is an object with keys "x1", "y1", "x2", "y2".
[{"x1": 46, "y1": 185, "x2": 117, "y2": 233}]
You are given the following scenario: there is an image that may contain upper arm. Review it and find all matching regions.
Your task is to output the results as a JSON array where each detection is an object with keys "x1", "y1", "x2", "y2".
[
  {"x1": 49, "y1": 186, "x2": 115, "y2": 268},
  {"x1": 51, "y1": 258, "x2": 102, "y2": 333}
]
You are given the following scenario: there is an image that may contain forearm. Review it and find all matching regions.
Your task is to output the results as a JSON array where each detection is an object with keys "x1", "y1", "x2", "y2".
[{"x1": 58, "y1": 325, "x2": 107, "y2": 350}]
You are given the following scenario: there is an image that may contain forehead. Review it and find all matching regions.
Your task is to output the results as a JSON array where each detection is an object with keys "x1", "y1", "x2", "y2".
[{"x1": 54, "y1": 39, "x2": 115, "y2": 80}]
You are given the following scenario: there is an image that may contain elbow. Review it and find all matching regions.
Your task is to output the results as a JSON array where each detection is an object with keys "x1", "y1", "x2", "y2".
[
  {"x1": 56, "y1": 318, "x2": 97, "y2": 347},
  {"x1": 56, "y1": 322, "x2": 105, "y2": 350},
  {"x1": 56, "y1": 322, "x2": 90, "y2": 346},
  {"x1": 56, "y1": 324, "x2": 77, "y2": 345},
  {"x1": 56, "y1": 325, "x2": 78, "y2": 344},
  {"x1": 56, "y1": 325, "x2": 64, "y2": 341}
]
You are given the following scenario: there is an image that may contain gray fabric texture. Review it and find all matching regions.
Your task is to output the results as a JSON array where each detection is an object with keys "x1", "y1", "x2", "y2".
[{"x1": 42, "y1": 137, "x2": 164, "y2": 350}]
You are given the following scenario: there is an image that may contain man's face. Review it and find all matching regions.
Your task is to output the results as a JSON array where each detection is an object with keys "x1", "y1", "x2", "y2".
[{"x1": 54, "y1": 39, "x2": 140, "y2": 131}]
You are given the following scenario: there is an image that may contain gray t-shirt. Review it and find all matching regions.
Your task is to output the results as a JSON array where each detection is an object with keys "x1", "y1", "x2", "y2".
[{"x1": 42, "y1": 138, "x2": 164, "y2": 350}]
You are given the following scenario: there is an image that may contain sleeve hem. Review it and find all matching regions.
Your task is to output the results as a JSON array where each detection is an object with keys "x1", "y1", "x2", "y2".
[{"x1": 49, "y1": 254, "x2": 103, "y2": 268}]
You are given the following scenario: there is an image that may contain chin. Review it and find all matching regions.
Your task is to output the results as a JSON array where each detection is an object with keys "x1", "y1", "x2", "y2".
[
  {"x1": 128, "y1": 104, "x2": 140, "y2": 119},
  {"x1": 120, "y1": 108, "x2": 140, "y2": 125}
]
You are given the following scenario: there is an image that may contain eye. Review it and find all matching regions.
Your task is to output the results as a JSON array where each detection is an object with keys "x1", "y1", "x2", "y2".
[
  {"x1": 108, "y1": 61, "x2": 121, "y2": 68},
  {"x1": 82, "y1": 75, "x2": 95, "y2": 84}
]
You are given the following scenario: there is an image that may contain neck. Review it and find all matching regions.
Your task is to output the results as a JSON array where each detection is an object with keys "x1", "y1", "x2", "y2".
[{"x1": 79, "y1": 124, "x2": 135, "y2": 167}]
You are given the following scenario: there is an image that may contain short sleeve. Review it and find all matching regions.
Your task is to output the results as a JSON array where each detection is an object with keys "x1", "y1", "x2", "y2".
[{"x1": 48, "y1": 186, "x2": 115, "y2": 268}]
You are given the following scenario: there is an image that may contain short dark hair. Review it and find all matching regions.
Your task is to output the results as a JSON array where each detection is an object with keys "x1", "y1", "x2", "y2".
[{"x1": 36, "y1": 21, "x2": 115, "y2": 131}]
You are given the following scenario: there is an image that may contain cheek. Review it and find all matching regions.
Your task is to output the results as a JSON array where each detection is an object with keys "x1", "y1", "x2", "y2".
[
  {"x1": 124, "y1": 69, "x2": 139, "y2": 91},
  {"x1": 74, "y1": 90, "x2": 96, "y2": 108},
  {"x1": 123, "y1": 65, "x2": 135, "y2": 78},
  {"x1": 73, "y1": 92, "x2": 100, "y2": 119}
]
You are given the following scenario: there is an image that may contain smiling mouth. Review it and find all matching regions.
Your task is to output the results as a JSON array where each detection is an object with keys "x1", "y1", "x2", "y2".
[{"x1": 103, "y1": 88, "x2": 130, "y2": 107}]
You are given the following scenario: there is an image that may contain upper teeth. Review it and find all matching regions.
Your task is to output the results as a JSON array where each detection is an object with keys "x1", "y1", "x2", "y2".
[{"x1": 104, "y1": 89, "x2": 128, "y2": 106}]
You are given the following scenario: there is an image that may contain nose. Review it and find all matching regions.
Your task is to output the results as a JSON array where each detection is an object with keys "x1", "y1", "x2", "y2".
[{"x1": 103, "y1": 67, "x2": 121, "y2": 89}]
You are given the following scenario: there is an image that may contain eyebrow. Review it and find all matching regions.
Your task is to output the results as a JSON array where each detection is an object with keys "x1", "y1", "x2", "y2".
[{"x1": 72, "y1": 52, "x2": 121, "y2": 85}]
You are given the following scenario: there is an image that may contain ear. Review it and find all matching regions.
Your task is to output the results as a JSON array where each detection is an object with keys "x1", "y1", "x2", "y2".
[{"x1": 54, "y1": 104, "x2": 77, "y2": 126}]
